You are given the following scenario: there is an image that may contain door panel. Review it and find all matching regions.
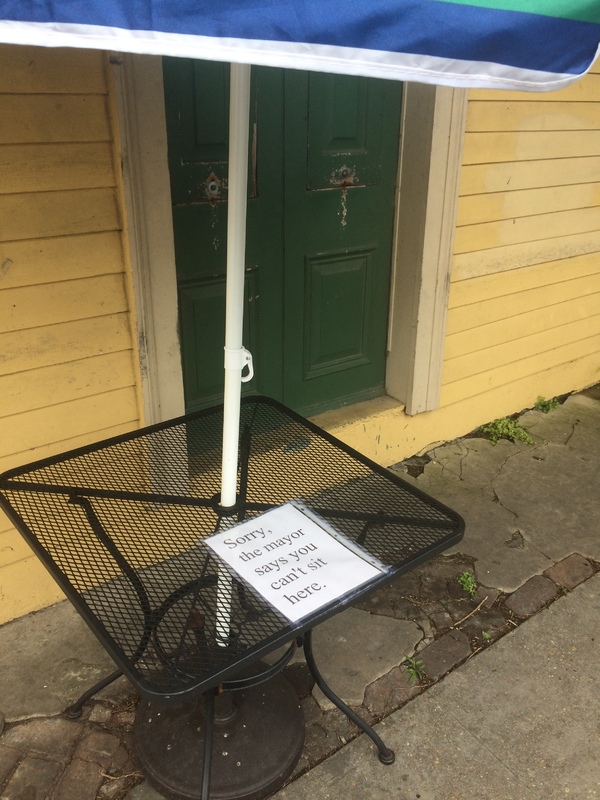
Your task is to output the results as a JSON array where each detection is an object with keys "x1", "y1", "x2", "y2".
[
  {"x1": 163, "y1": 59, "x2": 284, "y2": 412},
  {"x1": 163, "y1": 61, "x2": 401, "y2": 416},
  {"x1": 303, "y1": 248, "x2": 373, "y2": 379},
  {"x1": 179, "y1": 270, "x2": 258, "y2": 409},
  {"x1": 282, "y1": 71, "x2": 402, "y2": 414},
  {"x1": 307, "y1": 73, "x2": 383, "y2": 189},
  {"x1": 167, "y1": 59, "x2": 231, "y2": 206}
]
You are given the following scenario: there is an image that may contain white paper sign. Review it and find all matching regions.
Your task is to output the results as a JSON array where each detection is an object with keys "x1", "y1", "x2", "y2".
[{"x1": 205, "y1": 503, "x2": 386, "y2": 622}]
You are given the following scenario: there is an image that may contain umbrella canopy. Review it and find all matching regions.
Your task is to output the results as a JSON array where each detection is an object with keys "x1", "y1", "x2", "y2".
[{"x1": 0, "y1": 0, "x2": 599, "y2": 90}]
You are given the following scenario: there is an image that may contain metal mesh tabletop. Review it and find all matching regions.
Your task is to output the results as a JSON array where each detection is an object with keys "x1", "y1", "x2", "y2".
[{"x1": 0, "y1": 397, "x2": 464, "y2": 701}]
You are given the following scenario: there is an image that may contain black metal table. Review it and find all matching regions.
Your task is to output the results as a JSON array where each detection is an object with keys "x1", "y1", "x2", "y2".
[{"x1": 0, "y1": 397, "x2": 464, "y2": 800}]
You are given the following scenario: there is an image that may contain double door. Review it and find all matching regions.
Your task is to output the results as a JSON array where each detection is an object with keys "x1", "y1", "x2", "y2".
[{"x1": 163, "y1": 59, "x2": 402, "y2": 415}]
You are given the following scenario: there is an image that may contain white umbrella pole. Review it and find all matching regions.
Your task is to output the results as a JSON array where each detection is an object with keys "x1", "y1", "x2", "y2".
[
  {"x1": 216, "y1": 62, "x2": 253, "y2": 645},
  {"x1": 221, "y1": 62, "x2": 252, "y2": 508}
]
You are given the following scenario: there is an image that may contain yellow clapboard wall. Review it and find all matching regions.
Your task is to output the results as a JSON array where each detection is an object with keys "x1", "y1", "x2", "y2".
[
  {"x1": 0, "y1": 46, "x2": 143, "y2": 624},
  {"x1": 440, "y1": 58, "x2": 600, "y2": 432}
]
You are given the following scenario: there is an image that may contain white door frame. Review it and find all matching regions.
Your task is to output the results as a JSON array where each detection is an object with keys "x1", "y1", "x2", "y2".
[
  {"x1": 114, "y1": 54, "x2": 466, "y2": 422},
  {"x1": 386, "y1": 82, "x2": 468, "y2": 415},
  {"x1": 113, "y1": 53, "x2": 185, "y2": 424}
]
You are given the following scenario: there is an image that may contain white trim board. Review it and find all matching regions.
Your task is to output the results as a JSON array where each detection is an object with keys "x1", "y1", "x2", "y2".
[
  {"x1": 387, "y1": 83, "x2": 467, "y2": 415},
  {"x1": 113, "y1": 53, "x2": 185, "y2": 424}
]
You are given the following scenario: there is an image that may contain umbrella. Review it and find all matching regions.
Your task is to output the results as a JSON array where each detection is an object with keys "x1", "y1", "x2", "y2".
[
  {"x1": 1, "y1": 2, "x2": 599, "y2": 90},
  {"x1": 1, "y1": 0, "x2": 600, "y2": 632}
]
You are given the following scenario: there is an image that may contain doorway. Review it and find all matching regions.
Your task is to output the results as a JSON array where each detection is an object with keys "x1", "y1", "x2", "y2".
[{"x1": 163, "y1": 59, "x2": 402, "y2": 416}]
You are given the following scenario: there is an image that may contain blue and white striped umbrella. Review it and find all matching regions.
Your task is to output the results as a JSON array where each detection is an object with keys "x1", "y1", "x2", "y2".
[{"x1": 0, "y1": 1, "x2": 599, "y2": 91}]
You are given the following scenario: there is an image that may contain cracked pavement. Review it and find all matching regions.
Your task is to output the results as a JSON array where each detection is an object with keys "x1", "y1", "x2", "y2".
[{"x1": 401, "y1": 392, "x2": 600, "y2": 592}]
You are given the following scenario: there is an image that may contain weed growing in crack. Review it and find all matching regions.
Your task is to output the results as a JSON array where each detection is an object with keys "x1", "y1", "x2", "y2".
[
  {"x1": 481, "y1": 417, "x2": 534, "y2": 446},
  {"x1": 457, "y1": 570, "x2": 477, "y2": 598},
  {"x1": 534, "y1": 395, "x2": 559, "y2": 413},
  {"x1": 403, "y1": 655, "x2": 425, "y2": 684}
]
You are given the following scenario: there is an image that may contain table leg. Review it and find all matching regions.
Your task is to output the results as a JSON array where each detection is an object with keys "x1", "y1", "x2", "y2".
[
  {"x1": 302, "y1": 629, "x2": 395, "y2": 765},
  {"x1": 66, "y1": 669, "x2": 123, "y2": 718}
]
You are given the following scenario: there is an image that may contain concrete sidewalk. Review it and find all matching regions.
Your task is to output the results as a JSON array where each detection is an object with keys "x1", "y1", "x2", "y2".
[
  {"x1": 1, "y1": 386, "x2": 599, "y2": 799},
  {"x1": 274, "y1": 573, "x2": 600, "y2": 800}
]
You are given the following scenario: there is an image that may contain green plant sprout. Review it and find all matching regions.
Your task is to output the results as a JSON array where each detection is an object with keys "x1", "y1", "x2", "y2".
[
  {"x1": 403, "y1": 655, "x2": 425, "y2": 684},
  {"x1": 534, "y1": 395, "x2": 559, "y2": 413},
  {"x1": 482, "y1": 417, "x2": 534, "y2": 446},
  {"x1": 457, "y1": 571, "x2": 477, "y2": 598},
  {"x1": 481, "y1": 630, "x2": 491, "y2": 640}
]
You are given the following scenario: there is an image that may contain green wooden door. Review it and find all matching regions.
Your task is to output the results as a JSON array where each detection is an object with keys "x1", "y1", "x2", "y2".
[
  {"x1": 163, "y1": 60, "x2": 284, "y2": 412},
  {"x1": 163, "y1": 60, "x2": 401, "y2": 416}
]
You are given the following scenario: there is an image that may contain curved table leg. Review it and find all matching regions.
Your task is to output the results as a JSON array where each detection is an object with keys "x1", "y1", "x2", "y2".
[
  {"x1": 66, "y1": 669, "x2": 123, "y2": 719},
  {"x1": 302, "y1": 629, "x2": 395, "y2": 765}
]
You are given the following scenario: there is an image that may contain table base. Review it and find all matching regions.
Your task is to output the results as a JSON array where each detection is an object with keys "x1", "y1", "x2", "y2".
[{"x1": 133, "y1": 671, "x2": 304, "y2": 800}]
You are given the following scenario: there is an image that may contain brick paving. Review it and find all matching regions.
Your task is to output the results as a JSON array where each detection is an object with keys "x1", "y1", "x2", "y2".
[
  {"x1": 418, "y1": 629, "x2": 472, "y2": 681},
  {"x1": 0, "y1": 698, "x2": 141, "y2": 800},
  {"x1": 505, "y1": 574, "x2": 560, "y2": 617},
  {"x1": 544, "y1": 552, "x2": 595, "y2": 589}
]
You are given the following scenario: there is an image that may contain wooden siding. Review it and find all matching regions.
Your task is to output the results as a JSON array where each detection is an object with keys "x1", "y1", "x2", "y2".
[
  {"x1": 440, "y1": 59, "x2": 600, "y2": 430},
  {"x1": 0, "y1": 45, "x2": 142, "y2": 623}
]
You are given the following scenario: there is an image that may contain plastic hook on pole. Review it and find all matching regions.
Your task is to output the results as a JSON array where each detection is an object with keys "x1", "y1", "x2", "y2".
[{"x1": 224, "y1": 346, "x2": 254, "y2": 383}]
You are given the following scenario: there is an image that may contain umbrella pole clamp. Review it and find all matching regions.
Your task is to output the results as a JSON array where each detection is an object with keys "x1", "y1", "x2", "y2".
[{"x1": 224, "y1": 346, "x2": 254, "y2": 383}]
